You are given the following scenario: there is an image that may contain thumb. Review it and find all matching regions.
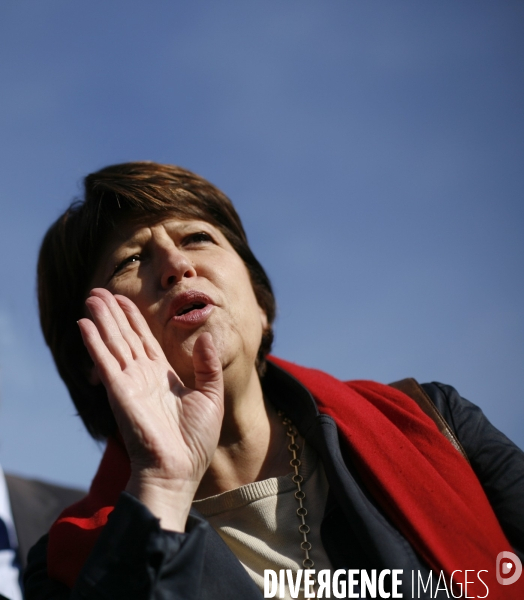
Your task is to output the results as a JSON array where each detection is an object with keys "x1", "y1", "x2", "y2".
[{"x1": 192, "y1": 332, "x2": 224, "y2": 405}]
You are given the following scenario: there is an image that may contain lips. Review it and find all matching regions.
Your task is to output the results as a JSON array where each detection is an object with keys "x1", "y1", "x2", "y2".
[{"x1": 168, "y1": 290, "x2": 215, "y2": 326}]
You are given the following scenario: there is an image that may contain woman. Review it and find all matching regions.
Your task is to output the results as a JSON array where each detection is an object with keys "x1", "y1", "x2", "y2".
[{"x1": 26, "y1": 162, "x2": 523, "y2": 599}]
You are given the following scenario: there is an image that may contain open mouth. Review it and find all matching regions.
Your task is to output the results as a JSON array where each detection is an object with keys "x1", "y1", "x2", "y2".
[
  {"x1": 169, "y1": 292, "x2": 215, "y2": 326},
  {"x1": 176, "y1": 302, "x2": 207, "y2": 316}
]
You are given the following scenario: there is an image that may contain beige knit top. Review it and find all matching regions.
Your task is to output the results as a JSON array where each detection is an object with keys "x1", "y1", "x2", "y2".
[{"x1": 193, "y1": 442, "x2": 332, "y2": 599}]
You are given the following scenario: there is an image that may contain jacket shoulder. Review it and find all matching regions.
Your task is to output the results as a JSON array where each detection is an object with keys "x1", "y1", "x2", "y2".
[
  {"x1": 5, "y1": 474, "x2": 85, "y2": 568},
  {"x1": 420, "y1": 382, "x2": 524, "y2": 558}
]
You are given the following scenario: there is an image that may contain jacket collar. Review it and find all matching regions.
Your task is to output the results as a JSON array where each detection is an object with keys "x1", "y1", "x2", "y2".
[{"x1": 262, "y1": 358, "x2": 320, "y2": 435}]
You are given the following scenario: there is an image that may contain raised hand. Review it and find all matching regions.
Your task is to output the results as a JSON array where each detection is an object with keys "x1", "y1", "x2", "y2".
[{"x1": 77, "y1": 288, "x2": 224, "y2": 531}]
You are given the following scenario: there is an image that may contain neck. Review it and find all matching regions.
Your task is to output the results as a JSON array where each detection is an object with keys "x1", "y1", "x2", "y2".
[{"x1": 194, "y1": 363, "x2": 291, "y2": 499}]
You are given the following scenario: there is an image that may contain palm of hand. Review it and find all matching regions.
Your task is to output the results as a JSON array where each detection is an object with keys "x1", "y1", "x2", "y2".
[
  {"x1": 113, "y1": 356, "x2": 223, "y2": 486},
  {"x1": 78, "y1": 288, "x2": 224, "y2": 494}
]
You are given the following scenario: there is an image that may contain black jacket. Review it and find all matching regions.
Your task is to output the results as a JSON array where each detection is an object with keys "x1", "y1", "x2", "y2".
[{"x1": 24, "y1": 363, "x2": 524, "y2": 599}]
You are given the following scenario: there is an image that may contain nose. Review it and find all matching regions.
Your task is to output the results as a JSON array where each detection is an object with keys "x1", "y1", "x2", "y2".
[{"x1": 159, "y1": 245, "x2": 197, "y2": 289}]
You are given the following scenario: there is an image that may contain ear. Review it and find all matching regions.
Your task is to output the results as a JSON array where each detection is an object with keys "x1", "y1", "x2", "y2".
[{"x1": 259, "y1": 304, "x2": 268, "y2": 331}]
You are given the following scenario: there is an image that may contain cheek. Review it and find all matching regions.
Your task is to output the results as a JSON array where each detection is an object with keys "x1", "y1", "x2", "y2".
[
  {"x1": 108, "y1": 282, "x2": 163, "y2": 340},
  {"x1": 236, "y1": 286, "x2": 266, "y2": 345},
  {"x1": 141, "y1": 304, "x2": 167, "y2": 343},
  {"x1": 108, "y1": 277, "x2": 149, "y2": 310},
  {"x1": 107, "y1": 275, "x2": 143, "y2": 298}
]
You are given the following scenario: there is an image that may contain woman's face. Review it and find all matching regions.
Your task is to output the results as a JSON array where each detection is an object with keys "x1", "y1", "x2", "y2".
[{"x1": 89, "y1": 217, "x2": 268, "y2": 387}]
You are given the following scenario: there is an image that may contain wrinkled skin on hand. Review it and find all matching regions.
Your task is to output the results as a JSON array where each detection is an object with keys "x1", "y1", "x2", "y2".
[{"x1": 78, "y1": 288, "x2": 224, "y2": 531}]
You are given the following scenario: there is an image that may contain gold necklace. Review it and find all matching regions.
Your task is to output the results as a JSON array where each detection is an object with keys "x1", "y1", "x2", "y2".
[{"x1": 278, "y1": 411, "x2": 316, "y2": 594}]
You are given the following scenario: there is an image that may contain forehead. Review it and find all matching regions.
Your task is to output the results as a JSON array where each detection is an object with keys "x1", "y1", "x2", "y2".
[{"x1": 106, "y1": 216, "x2": 221, "y2": 247}]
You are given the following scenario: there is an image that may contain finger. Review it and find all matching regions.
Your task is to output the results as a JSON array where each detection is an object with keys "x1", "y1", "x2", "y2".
[
  {"x1": 114, "y1": 294, "x2": 165, "y2": 360},
  {"x1": 77, "y1": 318, "x2": 124, "y2": 388},
  {"x1": 89, "y1": 288, "x2": 147, "y2": 360},
  {"x1": 192, "y1": 333, "x2": 224, "y2": 408},
  {"x1": 85, "y1": 295, "x2": 135, "y2": 368}
]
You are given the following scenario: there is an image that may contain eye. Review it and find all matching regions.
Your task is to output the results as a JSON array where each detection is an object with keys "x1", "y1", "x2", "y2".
[
  {"x1": 182, "y1": 231, "x2": 214, "y2": 246},
  {"x1": 112, "y1": 254, "x2": 141, "y2": 276}
]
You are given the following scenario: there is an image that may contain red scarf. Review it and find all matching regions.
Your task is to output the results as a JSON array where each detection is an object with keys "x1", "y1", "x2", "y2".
[{"x1": 48, "y1": 358, "x2": 521, "y2": 598}]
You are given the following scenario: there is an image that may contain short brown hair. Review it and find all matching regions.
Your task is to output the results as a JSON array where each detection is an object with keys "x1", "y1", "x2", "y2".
[{"x1": 38, "y1": 162, "x2": 275, "y2": 440}]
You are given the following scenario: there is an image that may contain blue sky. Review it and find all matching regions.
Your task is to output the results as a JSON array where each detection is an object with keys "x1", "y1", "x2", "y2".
[{"x1": 0, "y1": 1, "x2": 523, "y2": 488}]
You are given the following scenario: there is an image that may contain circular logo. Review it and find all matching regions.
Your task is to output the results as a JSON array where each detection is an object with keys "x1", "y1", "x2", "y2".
[{"x1": 496, "y1": 551, "x2": 523, "y2": 586}]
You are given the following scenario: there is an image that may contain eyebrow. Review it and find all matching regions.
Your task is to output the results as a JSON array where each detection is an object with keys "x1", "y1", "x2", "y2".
[{"x1": 112, "y1": 226, "x2": 152, "y2": 249}]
